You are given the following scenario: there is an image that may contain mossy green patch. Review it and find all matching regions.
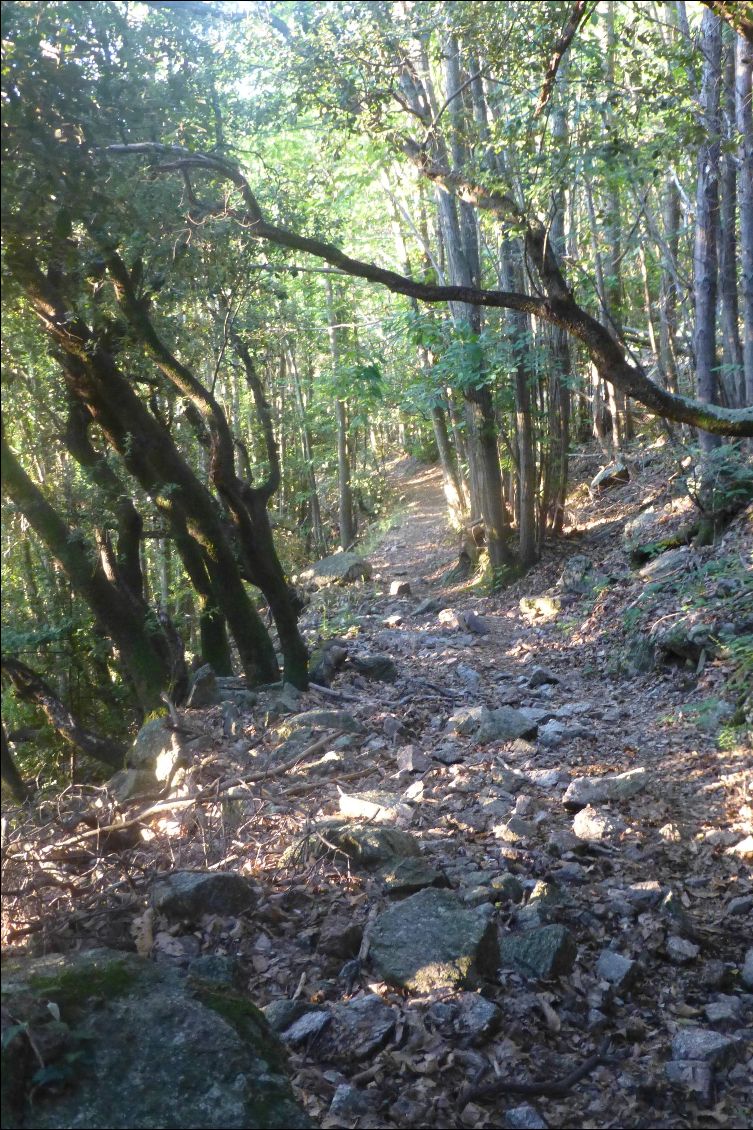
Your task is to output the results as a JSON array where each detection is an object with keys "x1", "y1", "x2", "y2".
[{"x1": 28, "y1": 957, "x2": 138, "y2": 1018}]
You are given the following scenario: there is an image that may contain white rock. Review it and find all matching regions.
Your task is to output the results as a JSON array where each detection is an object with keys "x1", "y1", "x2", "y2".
[
  {"x1": 563, "y1": 767, "x2": 648, "y2": 810},
  {"x1": 572, "y1": 805, "x2": 626, "y2": 842}
]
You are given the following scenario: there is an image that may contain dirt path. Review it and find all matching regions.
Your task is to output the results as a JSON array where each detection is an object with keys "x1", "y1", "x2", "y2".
[
  {"x1": 367, "y1": 458, "x2": 457, "y2": 589},
  {"x1": 5, "y1": 459, "x2": 750, "y2": 1130}
]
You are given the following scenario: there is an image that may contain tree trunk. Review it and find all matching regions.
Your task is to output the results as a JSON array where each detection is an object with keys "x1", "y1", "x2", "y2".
[
  {"x1": 1, "y1": 433, "x2": 178, "y2": 714},
  {"x1": 325, "y1": 279, "x2": 356, "y2": 550},
  {"x1": 547, "y1": 57, "x2": 572, "y2": 533},
  {"x1": 1, "y1": 724, "x2": 31, "y2": 803},
  {"x1": 719, "y1": 34, "x2": 744, "y2": 405},
  {"x1": 694, "y1": 8, "x2": 723, "y2": 451},
  {"x1": 659, "y1": 175, "x2": 683, "y2": 395},
  {"x1": 736, "y1": 34, "x2": 753, "y2": 406}
]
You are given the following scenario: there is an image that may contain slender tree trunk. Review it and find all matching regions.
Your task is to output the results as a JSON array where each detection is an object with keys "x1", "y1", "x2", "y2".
[
  {"x1": 325, "y1": 279, "x2": 355, "y2": 550},
  {"x1": 548, "y1": 57, "x2": 572, "y2": 533},
  {"x1": 2, "y1": 433, "x2": 177, "y2": 714},
  {"x1": 694, "y1": 8, "x2": 723, "y2": 450},
  {"x1": 659, "y1": 175, "x2": 683, "y2": 395},
  {"x1": 1, "y1": 724, "x2": 31, "y2": 802},
  {"x1": 719, "y1": 34, "x2": 744, "y2": 406},
  {"x1": 736, "y1": 35, "x2": 753, "y2": 406},
  {"x1": 287, "y1": 346, "x2": 327, "y2": 557},
  {"x1": 603, "y1": 1, "x2": 630, "y2": 447},
  {"x1": 431, "y1": 401, "x2": 464, "y2": 524}
]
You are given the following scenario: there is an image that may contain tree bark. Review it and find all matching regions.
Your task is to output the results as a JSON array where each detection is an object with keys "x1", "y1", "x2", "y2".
[
  {"x1": 7, "y1": 248, "x2": 280, "y2": 687},
  {"x1": 1, "y1": 723, "x2": 31, "y2": 803},
  {"x1": 693, "y1": 9, "x2": 724, "y2": 450},
  {"x1": 719, "y1": 34, "x2": 744, "y2": 405},
  {"x1": 1, "y1": 433, "x2": 177, "y2": 715},
  {"x1": 736, "y1": 35, "x2": 753, "y2": 406}
]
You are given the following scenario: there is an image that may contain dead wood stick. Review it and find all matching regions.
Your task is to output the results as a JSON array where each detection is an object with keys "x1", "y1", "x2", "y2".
[
  {"x1": 6, "y1": 732, "x2": 347, "y2": 856},
  {"x1": 461, "y1": 1038, "x2": 611, "y2": 1105}
]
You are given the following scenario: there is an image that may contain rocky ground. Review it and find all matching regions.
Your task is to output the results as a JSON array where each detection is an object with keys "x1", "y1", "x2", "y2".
[{"x1": 2, "y1": 449, "x2": 752, "y2": 1130}]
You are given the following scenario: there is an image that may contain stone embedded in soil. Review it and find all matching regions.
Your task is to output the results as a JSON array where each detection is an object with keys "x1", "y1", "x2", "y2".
[
  {"x1": 337, "y1": 788, "x2": 411, "y2": 825},
  {"x1": 414, "y1": 597, "x2": 442, "y2": 615},
  {"x1": 389, "y1": 580, "x2": 411, "y2": 596},
  {"x1": 520, "y1": 594, "x2": 562, "y2": 621},
  {"x1": 504, "y1": 1103, "x2": 550, "y2": 1128},
  {"x1": 280, "y1": 1010, "x2": 331, "y2": 1045},
  {"x1": 528, "y1": 666, "x2": 560, "y2": 688},
  {"x1": 624, "y1": 880, "x2": 663, "y2": 907},
  {"x1": 377, "y1": 856, "x2": 448, "y2": 895},
  {"x1": 671, "y1": 1028, "x2": 740, "y2": 1066},
  {"x1": 263, "y1": 999, "x2": 314, "y2": 1033},
  {"x1": 665, "y1": 1060, "x2": 714, "y2": 1104},
  {"x1": 151, "y1": 871, "x2": 256, "y2": 922},
  {"x1": 286, "y1": 708, "x2": 363, "y2": 734},
  {"x1": 666, "y1": 935, "x2": 700, "y2": 964},
  {"x1": 596, "y1": 950, "x2": 639, "y2": 991},
  {"x1": 726, "y1": 835, "x2": 753, "y2": 859},
  {"x1": 490, "y1": 874, "x2": 525, "y2": 903},
  {"x1": 456, "y1": 662, "x2": 482, "y2": 691},
  {"x1": 298, "y1": 551, "x2": 372, "y2": 589},
  {"x1": 704, "y1": 996, "x2": 742, "y2": 1026},
  {"x1": 563, "y1": 767, "x2": 648, "y2": 810},
  {"x1": 431, "y1": 742, "x2": 465, "y2": 765},
  {"x1": 281, "y1": 821, "x2": 421, "y2": 868},
  {"x1": 449, "y1": 705, "x2": 538, "y2": 742},
  {"x1": 425, "y1": 992, "x2": 501, "y2": 1044},
  {"x1": 396, "y1": 744, "x2": 430, "y2": 774},
  {"x1": 350, "y1": 653, "x2": 398, "y2": 682},
  {"x1": 322, "y1": 994, "x2": 396, "y2": 1060},
  {"x1": 725, "y1": 894, "x2": 753, "y2": 916},
  {"x1": 499, "y1": 924, "x2": 577, "y2": 979},
  {"x1": 369, "y1": 888, "x2": 499, "y2": 992},
  {"x1": 329, "y1": 1084, "x2": 375, "y2": 1121},
  {"x1": 572, "y1": 805, "x2": 626, "y2": 842}
]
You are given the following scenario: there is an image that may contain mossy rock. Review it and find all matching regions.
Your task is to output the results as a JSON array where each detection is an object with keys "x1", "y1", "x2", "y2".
[{"x1": 1, "y1": 949, "x2": 312, "y2": 1129}]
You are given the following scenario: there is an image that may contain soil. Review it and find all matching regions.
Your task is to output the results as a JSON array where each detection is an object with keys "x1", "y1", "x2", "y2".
[{"x1": 2, "y1": 451, "x2": 752, "y2": 1130}]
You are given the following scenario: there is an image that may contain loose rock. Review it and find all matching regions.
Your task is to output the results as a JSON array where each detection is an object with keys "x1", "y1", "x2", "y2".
[
  {"x1": 499, "y1": 924, "x2": 577, "y2": 979},
  {"x1": 369, "y1": 888, "x2": 499, "y2": 992},
  {"x1": 152, "y1": 871, "x2": 256, "y2": 922}
]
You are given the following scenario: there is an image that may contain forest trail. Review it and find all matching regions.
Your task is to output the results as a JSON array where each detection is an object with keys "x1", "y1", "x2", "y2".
[
  {"x1": 4, "y1": 459, "x2": 751, "y2": 1130},
  {"x1": 368, "y1": 458, "x2": 457, "y2": 589}
]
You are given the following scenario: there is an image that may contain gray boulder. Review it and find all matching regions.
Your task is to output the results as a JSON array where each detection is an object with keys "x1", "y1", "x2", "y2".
[
  {"x1": 152, "y1": 871, "x2": 256, "y2": 922},
  {"x1": 126, "y1": 716, "x2": 200, "y2": 783},
  {"x1": 500, "y1": 924, "x2": 577, "y2": 979},
  {"x1": 671, "y1": 1028, "x2": 739, "y2": 1066},
  {"x1": 281, "y1": 821, "x2": 421, "y2": 869},
  {"x1": 298, "y1": 552, "x2": 372, "y2": 589},
  {"x1": 563, "y1": 768, "x2": 648, "y2": 810},
  {"x1": 0, "y1": 948, "x2": 311, "y2": 1129},
  {"x1": 590, "y1": 461, "x2": 629, "y2": 493},
  {"x1": 572, "y1": 805, "x2": 626, "y2": 842},
  {"x1": 349, "y1": 654, "x2": 398, "y2": 683},
  {"x1": 187, "y1": 663, "x2": 221, "y2": 708},
  {"x1": 370, "y1": 888, "x2": 499, "y2": 992},
  {"x1": 285, "y1": 708, "x2": 363, "y2": 735},
  {"x1": 449, "y1": 705, "x2": 537, "y2": 743}
]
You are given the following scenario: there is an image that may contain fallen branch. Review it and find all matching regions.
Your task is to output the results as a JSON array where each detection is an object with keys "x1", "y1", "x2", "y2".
[{"x1": 460, "y1": 1038, "x2": 612, "y2": 1105}]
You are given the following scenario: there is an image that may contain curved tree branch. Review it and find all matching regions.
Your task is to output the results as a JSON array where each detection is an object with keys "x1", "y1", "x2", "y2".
[{"x1": 103, "y1": 143, "x2": 753, "y2": 437}]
